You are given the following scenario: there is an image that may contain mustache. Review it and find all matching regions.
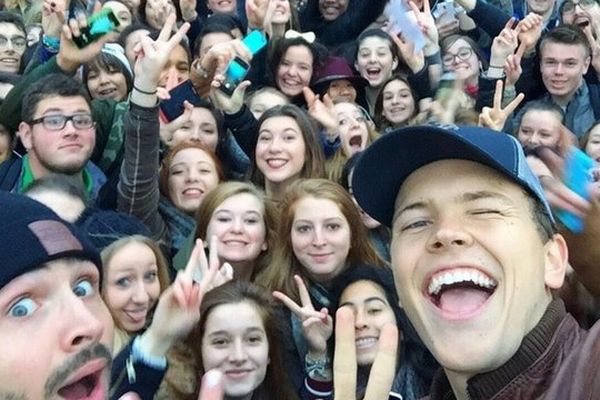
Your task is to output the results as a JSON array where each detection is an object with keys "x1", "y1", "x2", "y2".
[{"x1": 44, "y1": 343, "x2": 112, "y2": 397}]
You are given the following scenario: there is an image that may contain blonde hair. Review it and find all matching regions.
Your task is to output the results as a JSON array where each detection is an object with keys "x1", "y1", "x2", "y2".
[
  {"x1": 258, "y1": 179, "x2": 385, "y2": 302},
  {"x1": 101, "y1": 235, "x2": 171, "y2": 353}
]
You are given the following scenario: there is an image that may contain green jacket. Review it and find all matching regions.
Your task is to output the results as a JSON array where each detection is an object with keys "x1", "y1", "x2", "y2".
[{"x1": 0, "y1": 56, "x2": 128, "y2": 174}]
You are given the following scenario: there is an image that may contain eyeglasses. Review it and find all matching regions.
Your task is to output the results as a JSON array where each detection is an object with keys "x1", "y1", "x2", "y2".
[
  {"x1": 0, "y1": 35, "x2": 27, "y2": 51},
  {"x1": 562, "y1": 0, "x2": 596, "y2": 14},
  {"x1": 29, "y1": 114, "x2": 95, "y2": 131},
  {"x1": 442, "y1": 47, "x2": 474, "y2": 66}
]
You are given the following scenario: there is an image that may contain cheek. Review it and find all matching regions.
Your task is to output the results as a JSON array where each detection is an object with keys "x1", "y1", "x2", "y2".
[
  {"x1": 147, "y1": 281, "x2": 162, "y2": 302},
  {"x1": 105, "y1": 286, "x2": 128, "y2": 309}
]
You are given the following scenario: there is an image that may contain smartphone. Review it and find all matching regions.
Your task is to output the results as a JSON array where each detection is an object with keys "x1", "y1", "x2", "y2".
[
  {"x1": 242, "y1": 30, "x2": 268, "y2": 55},
  {"x1": 556, "y1": 148, "x2": 595, "y2": 233},
  {"x1": 219, "y1": 56, "x2": 251, "y2": 96},
  {"x1": 73, "y1": 8, "x2": 120, "y2": 48},
  {"x1": 433, "y1": 0, "x2": 457, "y2": 26},
  {"x1": 159, "y1": 80, "x2": 204, "y2": 122}
]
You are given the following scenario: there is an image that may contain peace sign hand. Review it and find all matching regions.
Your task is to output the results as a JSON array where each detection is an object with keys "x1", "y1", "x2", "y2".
[
  {"x1": 192, "y1": 236, "x2": 234, "y2": 293},
  {"x1": 273, "y1": 275, "x2": 333, "y2": 356},
  {"x1": 478, "y1": 80, "x2": 524, "y2": 132}
]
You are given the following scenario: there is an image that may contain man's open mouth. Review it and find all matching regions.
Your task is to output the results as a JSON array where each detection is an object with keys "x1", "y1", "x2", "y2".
[
  {"x1": 426, "y1": 268, "x2": 497, "y2": 318},
  {"x1": 57, "y1": 366, "x2": 105, "y2": 400}
]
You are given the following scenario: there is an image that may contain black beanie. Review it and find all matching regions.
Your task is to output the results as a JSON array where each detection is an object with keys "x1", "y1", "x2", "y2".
[{"x1": 0, "y1": 192, "x2": 102, "y2": 289}]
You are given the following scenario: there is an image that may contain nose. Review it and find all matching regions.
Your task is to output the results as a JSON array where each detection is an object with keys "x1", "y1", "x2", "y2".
[
  {"x1": 555, "y1": 62, "x2": 565, "y2": 74},
  {"x1": 97, "y1": 70, "x2": 110, "y2": 85},
  {"x1": 132, "y1": 281, "x2": 150, "y2": 304},
  {"x1": 60, "y1": 292, "x2": 105, "y2": 352},
  {"x1": 528, "y1": 132, "x2": 541, "y2": 147},
  {"x1": 427, "y1": 215, "x2": 473, "y2": 251},
  {"x1": 354, "y1": 309, "x2": 367, "y2": 330},
  {"x1": 368, "y1": 52, "x2": 378, "y2": 63},
  {"x1": 232, "y1": 217, "x2": 244, "y2": 232},
  {"x1": 312, "y1": 227, "x2": 327, "y2": 247},
  {"x1": 229, "y1": 339, "x2": 248, "y2": 363},
  {"x1": 186, "y1": 168, "x2": 201, "y2": 182},
  {"x1": 391, "y1": 94, "x2": 400, "y2": 105},
  {"x1": 267, "y1": 136, "x2": 282, "y2": 153}
]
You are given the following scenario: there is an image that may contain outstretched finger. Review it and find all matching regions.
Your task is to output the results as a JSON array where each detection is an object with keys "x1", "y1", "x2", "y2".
[
  {"x1": 493, "y1": 79, "x2": 503, "y2": 110},
  {"x1": 302, "y1": 86, "x2": 317, "y2": 106},
  {"x1": 294, "y1": 275, "x2": 314, "y2": 308},
  {"x1": 503, "y1": 92, "x2": 525, "y2": 115},
  {"x1": 209, "y1": 235, "x2": 220, "y2": 271},
  {"x1": 364, "y1": 323, "x2": 398, "y2": 400},
  {"x1": 333, "y1": 307, "x2": 357, "y2": 400},
  {"x1": 503, "y1": 16, "x2": 515, "y2": 31},
  {"x1": 168, "y1": 21, "x2": 191, "y2": 49},
  {"x1": 198, "y1": 369, "x2": 225, "y2": 400},
  {"x1": 272, "y1": 290, "x2": 304, "y2": 316},
  {"x1": 158, "y1": 13, "x2": 176, "y2": 42},
  {"x1": 515, "y1": 41, "x2": 527, "y2": 60},
  {"x1": 186, "y1": 239, "x2": 204, "y2": 283},
  {"x1": 423, "y1": 0, "x2": 431, "y2": 15}
]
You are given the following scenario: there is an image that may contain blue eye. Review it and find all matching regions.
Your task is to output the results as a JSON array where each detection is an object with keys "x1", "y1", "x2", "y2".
[
  {"x1": 73, "y1": 279, "x2": 94, "y2": 297},
  {"x1": 8, "y1": 298, "x2": 37, "y2": 318}
]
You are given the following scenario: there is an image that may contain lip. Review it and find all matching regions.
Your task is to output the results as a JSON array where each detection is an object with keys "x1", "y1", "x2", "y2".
[
  {"x1": 225, "y1": 368, "x2": 254, "y2": 379},
  {"x1": 0, "y1": 57, "x2": 18, "y2": 63},
  {"x1": 182, "y1": 188, "x2": 204, "y2": 198},
  {"x1": 355, "y1": 336, "x2": 378, "y2": 349},
  {"x1": 309, "y1": 252, "x2": 333, "y2": 262},
  {"x1": 57, "y1": 359, "x2": 108, "y2": 400},
  {"x1": 265, "y1": 158, "x2": 288, "y2": 169},
  {"x1": 223, "y1": 239, "x2": 249, "y2": 246},
  {"x1": 59, "y1": 143, "x2": 83, "y2": 150}
]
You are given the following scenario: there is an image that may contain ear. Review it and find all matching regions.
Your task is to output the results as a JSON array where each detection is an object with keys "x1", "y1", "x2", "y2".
[
  {"x1": 392, "y1": 57, "x2": 399, "y2": 71},
  {"x1": 18, "y1": 121, "x2": 33, "y2": 151},
  {"x1": 261, "y1": 240, "x2": 268, "y2": 251},
  {"x1": 583, "y1": 55, "x2": 591, "y2": 75},
  {"x1": 354, "y1": 60, "x2": 360, "y2": 72},
  {"x1": 544, "y1": 233, "x2": 569, "y2": 290}
]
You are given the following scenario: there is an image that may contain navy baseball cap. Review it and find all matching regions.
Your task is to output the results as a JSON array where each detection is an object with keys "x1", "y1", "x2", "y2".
[{"x1": 352, "y1": 125, "x2": 554, "y2": 227}]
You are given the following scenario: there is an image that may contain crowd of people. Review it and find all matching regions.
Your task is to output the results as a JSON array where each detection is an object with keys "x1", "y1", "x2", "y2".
[{"x1": 0, "y1": 0, "x2": 600, "y2": 398}]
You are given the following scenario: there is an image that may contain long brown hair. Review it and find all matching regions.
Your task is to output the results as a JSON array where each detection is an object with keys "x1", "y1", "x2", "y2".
[
  {"x1": 159, "y1": 281, "x2": 300, "y2": 400},
  {"x1": 194, "y1": 181, "x2": 277, "y2": 280},
  {"x1": 248, "y1": 104, "x2": 326, "y2": 189},
  {"x1": 158, "y1": 141, "x2": 225, "y2": 203},
  {"x1": 258, "y1": 178, "x2": 385, "y2": 302}
]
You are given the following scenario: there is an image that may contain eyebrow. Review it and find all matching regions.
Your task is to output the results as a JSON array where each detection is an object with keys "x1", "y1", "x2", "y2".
[
  {"x1": 42, "y1": 108, "x2": 90, "y2": 114},
  {"x1": 207, "y1": 327, "x2": 265, "y2": 336},
  {"x1": 393, "y1": 190, "x2": 513, "y2": 223},
  {"x1": 339, "y1": 297, "x2": 388, "y2": 308},
  {"x1": 294, "y1": 217, "x2": 345, "y2": 224}
]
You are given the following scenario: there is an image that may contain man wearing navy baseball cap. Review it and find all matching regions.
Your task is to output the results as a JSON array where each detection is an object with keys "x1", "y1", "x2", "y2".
[{"x1": 352, "y1": 125, "x2": 600, "y2": 399}]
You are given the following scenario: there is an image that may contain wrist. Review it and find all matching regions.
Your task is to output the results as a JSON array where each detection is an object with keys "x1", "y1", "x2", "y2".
[
  {"x1": 56, "y1": 53, "x2": 80, "y2": 74},
  {"x1": 138, "y1": 329, "x2": 172, "y2": 358}
]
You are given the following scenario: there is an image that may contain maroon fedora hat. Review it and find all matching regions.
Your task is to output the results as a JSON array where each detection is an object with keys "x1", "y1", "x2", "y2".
[{"x1": 312, "y1": 56, "x2": 369, "y2": 95}]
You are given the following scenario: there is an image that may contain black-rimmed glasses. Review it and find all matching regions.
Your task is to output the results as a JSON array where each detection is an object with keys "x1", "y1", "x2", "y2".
[{"x1": 29, "y1": 114, "x2": 95, "y2": 131}]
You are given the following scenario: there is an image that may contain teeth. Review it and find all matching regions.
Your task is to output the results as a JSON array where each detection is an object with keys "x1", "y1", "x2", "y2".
[
  {"x1": 428, "y1": 269, "x2": 496, "y2": 296},
  {"x1": 355, "y1": 337, "x2": 377, "y2": 348}
]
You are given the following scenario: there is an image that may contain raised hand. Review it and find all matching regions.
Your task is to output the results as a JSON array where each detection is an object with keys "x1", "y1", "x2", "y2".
[
  {"x1": 119, "y1": 369, "x2": 225, "y2": 400},
  {"x1": 273, "y1": 275, "x2": 333, "y2": 357},
  {"x1": 490, "y1": 18, "x2": 519, "y2": 68},
  {"x1": 516, "y1": 13, "x2": 543, "y2": 56},
  {"x1": 391, "y1": 32, "x2": 425, "y2": 73},
  {"x1": 333, "y1": 307, "x2": 398, "y2": 400},
  {"x1": 504, "y1": 43, "x2": 525, "y2": 88},
  {"x1": 160, "y1": 100, "x2": 195, "y2": 145},
  {"x1": 42, "y1": 0, "x2": 67, "y2": 39},
  {"x1": 583, "y1": 26, "x2": 600, "y2": 76},
  {"x1": 133, "y1": 13, "x2": 190, "y2": 90},
  {"x1": 409, "y1": 0, "x2": 439, "y2": 52},
  {"x1": 246, "y1": 0, "x2": 269, "y2": 30},
  {"x1": 179, "y1": 0, "x2": 199, "y2": 21},
  {"x1": 210, "y1": 77, "x2": 251, "y2": 115},
  {"x1": 478, "y1": 80, "x2": 524, "y2": 132},
  {"x1": 56, "y1": 11, "x2": 119, "y2": 73},
  {"x1": 193, "y1": 235, "x2": 234, "y2": 292},
  {"x1": 303, "y1": 87, "x2": 338, "y2": 137}
]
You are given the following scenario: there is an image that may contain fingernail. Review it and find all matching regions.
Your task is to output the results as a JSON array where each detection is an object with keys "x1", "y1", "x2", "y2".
[{"x1": 203, "y1": 369, "x2": 223, "y2": 387}]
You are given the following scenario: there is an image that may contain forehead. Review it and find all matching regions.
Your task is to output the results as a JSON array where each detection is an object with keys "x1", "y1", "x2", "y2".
[
  {"x1": 334, "y1": 102, "x2": 360, "y2": 114},
  {"x1": 169, "y1": 44, "x2": 189, "y2": 64},
  {"x1": 541, "y1": 41, "x2": 587, "y2": 58},
  {"x1": 250, "y1": 91, "x2": 287, "y2": 107},
  {"x1": 0, "y1": 22, "x2": 25, "y2": 36},
  {"x1": 521, "y1": 109, "x2": 562, "y2": 125},
  {"x1": 260, "y1": 115, "x2": 301, "y2": 131},
  {"x1": 293, "y1": 196, "x2": 345, "y2": 219},
  {"x1": 394, "y1": 159, "x2": 528, "y2": 212},
  {"x1": 384, "y1": 79, "x2": 410, "y2": 92},
  {"x1": 340, "y1": 279, "x2": 388, "y2": 302},
  {"x1": 190, "y1": 107, "x2": 217, "y2": 124},
  {"x1": 104, "y1": 1, "x2": 131, "y2": 13},
  {"x1": 446, "y1": 38, "x2": 472, "y2": 53},
  {"x1": 359, "y1": 36, "x2": 390, "y2": 51},
  {"x1": 171, "y1": 147, "x2": 214, "y2": 165},
  {"x1": 34, "y1": 96, "x2": 91, "y2": 115},
  {"x1": 204, "y1": 301, "x2": 265, "y2": 332},
  {"x1": 215, "y1": 192, "x2": 264, "y2": 213},
  {"x1": 283, "y1": 45, "x2": 313, "y2": 60}
]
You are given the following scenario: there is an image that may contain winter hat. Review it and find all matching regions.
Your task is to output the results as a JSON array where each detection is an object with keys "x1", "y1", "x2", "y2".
[{"x1": 0, "y1": 192, "x2": 102, "y2": 289}]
